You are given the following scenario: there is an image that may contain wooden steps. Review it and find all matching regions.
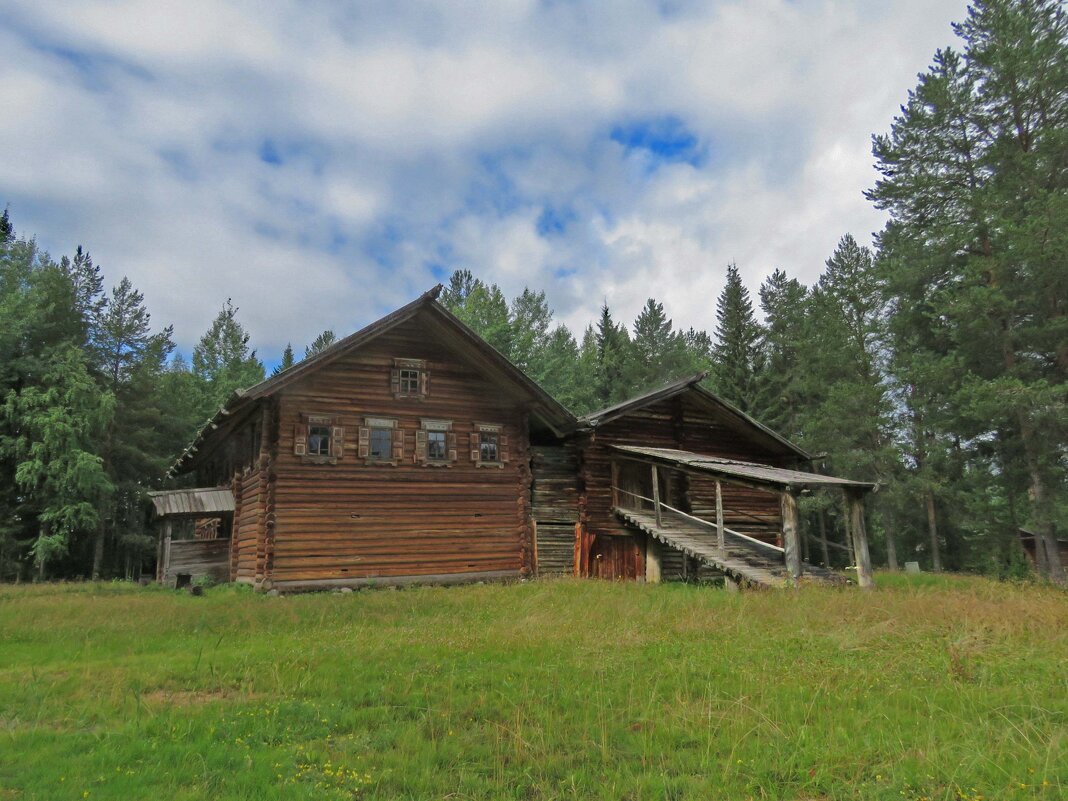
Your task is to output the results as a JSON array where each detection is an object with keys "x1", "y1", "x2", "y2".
[{"x1": 613, "y1": 506, "x2": 848, "y2": 589}]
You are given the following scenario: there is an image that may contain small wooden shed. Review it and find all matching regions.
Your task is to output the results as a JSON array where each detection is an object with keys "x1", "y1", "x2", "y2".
[{"x1": 150, "y1": 488, "x2": 235, "y2": 587}]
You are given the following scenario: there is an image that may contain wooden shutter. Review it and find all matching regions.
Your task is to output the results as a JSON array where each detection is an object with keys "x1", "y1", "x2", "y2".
[
  {"x1": 392, "y1": 429, "x2": 404, "y2": 461},
  {"x1": 500, "y1": 434, "x2": 509, "y2": 463},
  {"x1": 415, "y1": 430, "x2": 427, "y2": 462},
  {"x1": 294, "y1": 423, "x2": 308, "y2": 456},
  {"x1": 390, "y1": 368, "x2": 400, "y2": 396},
  {"x1": 419, "y1": 370, "x2": 430, "y2": 397},
  {"x1": 358, "y1": 427, "x2": 370, "y2": 458},
  {"x1": 470, "y1": 432, "x2": 480, "y2": 462},
  {"x1": 331, "y1": 425, "x2": 345, "y2": 459},
  {"x1": 447, "y1": 432, "x2": 457, "y2": 463}
]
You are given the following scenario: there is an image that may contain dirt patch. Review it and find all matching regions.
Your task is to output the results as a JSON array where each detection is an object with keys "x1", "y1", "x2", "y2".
[{"x1": 142, "y1": 687, "x2": 253, "y2": 707}]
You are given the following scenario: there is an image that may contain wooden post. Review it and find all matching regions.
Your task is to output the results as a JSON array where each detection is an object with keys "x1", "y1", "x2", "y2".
[
  {"x1": 847, "y1": 489, "x2": 873, "y2": 589},
  {"x1": 715, "y1": 480, "x2": 725, "y2": 550},
  {"x1": 782, "y1": 489, "x2": 802, "y2": 580},
  {"x1": 651, "y1": 465, "x2": 662, "y2": 528},
  {"x1": 155, "y1": 520, "x2": 165, "y2": 583},
  {"x1": 645, "y1": 536, "x2": 662, "y2": 583},
  {"x1": 610, "y1": 460, "x2": 620, "y2": 509},
  {"x1": 162, "y1": 520, "x2": 173, "y2": 585}
]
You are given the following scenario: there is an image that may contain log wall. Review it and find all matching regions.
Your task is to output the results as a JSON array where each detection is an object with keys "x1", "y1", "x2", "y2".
[
  {"x1": 266, "y1": 319, "x2": 531, "y2": 589},
  {"x1": 162, "y1": 538, "x2": 230, "y2": 586}
]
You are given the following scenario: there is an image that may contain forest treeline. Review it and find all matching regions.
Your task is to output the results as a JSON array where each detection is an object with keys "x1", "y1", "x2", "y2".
[{"x1": 1, "y1": 0, "x2": 1064, "y2": 583}]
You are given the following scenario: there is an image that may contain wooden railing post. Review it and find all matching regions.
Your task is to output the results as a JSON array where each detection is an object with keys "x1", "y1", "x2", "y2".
[
  {"x1": 846, "y1": 489, "x2": 874, "y2": 589},
  {"x1": 782, "y1": 489, "x2": 802, "y2": 580},
  {"x1": 651, "y1": 465, "x2": 662, "y2": 528},
  {"x1": 715, "y1": 480, "x2": 725, "y2": 550},
  {"x1": 610, "y1": 460, "x2": 619, "y2": 508}
]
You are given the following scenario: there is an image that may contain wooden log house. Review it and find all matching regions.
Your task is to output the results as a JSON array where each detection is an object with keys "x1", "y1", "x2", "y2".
[{"x1": 153, "y1": 287, "x2": 876, "y2": 591}]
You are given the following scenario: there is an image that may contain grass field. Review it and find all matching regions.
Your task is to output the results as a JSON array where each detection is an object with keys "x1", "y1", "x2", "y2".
[{"x1": 0, "y1": 574, "x2": 1065, "y2": 801}]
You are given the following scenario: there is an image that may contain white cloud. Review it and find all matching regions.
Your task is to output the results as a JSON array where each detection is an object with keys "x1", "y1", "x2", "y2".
[{"x1": 0, "y1": 0, "x2": 970, "y2": 359}]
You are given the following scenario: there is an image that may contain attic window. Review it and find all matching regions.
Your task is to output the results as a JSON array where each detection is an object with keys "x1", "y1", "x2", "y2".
[{"x1": 391, "y1": 358, "x2": 429, "y2": 399}]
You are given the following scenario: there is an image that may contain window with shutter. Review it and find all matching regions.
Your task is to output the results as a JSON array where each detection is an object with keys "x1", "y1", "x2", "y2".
[
  {"x1": 298, "y1": 413, "x2": 342, "y2": 464},
  {"x1": 364, "y1": 417, "x2": 399, "y2": 465},
  {"x1": 418, "y1": 419, "x2": 452, "y2": 466},
  {"x1": 473, "y1": 423, "x2": 506, "y2": 468}
]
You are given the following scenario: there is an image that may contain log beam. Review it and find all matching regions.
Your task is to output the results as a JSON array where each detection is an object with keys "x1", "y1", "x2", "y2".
[
  {"x1": 846, "y1": 489, "x2": 873, "y2": 589},
  {"x1": 781, "y1": 489, "x2": 802, "y2": 580}
]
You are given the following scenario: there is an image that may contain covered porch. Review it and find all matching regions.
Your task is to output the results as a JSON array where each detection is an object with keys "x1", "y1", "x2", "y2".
[
  {"x1": 609, "y1": 446, "x2": 877, "y2": 588},
  {"x1": 149, "y1": 487, "x2": 235, "y2": 587}
]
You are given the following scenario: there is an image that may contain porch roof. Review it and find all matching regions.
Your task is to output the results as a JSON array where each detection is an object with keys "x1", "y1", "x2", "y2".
[
  {"x1": 149, "y1": 487, "x2": 235, "y2": 518},
  {"x1": 610, "y1": 445, "x2": 876, "y2": 493}
]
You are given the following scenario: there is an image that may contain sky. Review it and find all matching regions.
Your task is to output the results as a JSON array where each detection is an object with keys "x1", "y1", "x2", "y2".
[{"x1": 0, "y1": 0, "x2": 969, "y2": 363}]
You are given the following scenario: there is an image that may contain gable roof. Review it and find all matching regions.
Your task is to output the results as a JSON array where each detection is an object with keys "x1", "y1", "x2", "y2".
[
  {"x1": 169, "y1": 286, "x2": 578, "y2": 475},
  {"x1": 579, "y1": 372, "x2": 811, "y2": 461}
]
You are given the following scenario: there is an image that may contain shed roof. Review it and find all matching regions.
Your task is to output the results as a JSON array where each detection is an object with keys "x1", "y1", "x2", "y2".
[
  {"x1": 149, "y1": 487, "x2": 235, "y2": 518},
  {"x1": 610, "y1": 445, "x2": 875, "y2": 492}
]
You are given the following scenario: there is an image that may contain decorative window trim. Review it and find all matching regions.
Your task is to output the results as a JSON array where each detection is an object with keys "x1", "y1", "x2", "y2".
[
  {"x1": 390, "y1": 358, "x2": 430, "y2": 400},
  {"x1": 417, "y1": 419, "x2": 456, "y2": 466},
  {"x1": 294, "y1": 412, "x2": 344, "y2": 464},
  {"x1": 359, "y1": 417, "x2": 401, "y2": 466},
  {"x1": 471, "y1": 422, "x2": 509, "y2": 468}
]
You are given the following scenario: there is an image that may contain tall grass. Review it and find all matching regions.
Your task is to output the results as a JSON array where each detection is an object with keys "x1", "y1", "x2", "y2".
[{"x1": 0, "y1": 575, "x2": 1065, "y2": 800}]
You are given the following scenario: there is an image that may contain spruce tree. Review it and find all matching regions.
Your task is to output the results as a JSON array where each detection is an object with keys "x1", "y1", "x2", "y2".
[
  {"x1": 274, "y1": 343, "x2": 296, "y2": 375},
  {"x1": 628, "y1": 298, "x2": 685, "y2": 393},
  {"x1": 710, "y1": 263, "x2": 761, "y2": 412}
]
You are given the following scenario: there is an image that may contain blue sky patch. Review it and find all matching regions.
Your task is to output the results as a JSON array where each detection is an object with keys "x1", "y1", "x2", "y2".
[
  {"x1": 610, "y1": 116, "x2": 704, "y2": 167},
  {"x1": 537, "y1": 205, "x2": 575, "y2": 236},
  {"x1": 259, "y1": 140, "x2": 283, "y2": 166}
]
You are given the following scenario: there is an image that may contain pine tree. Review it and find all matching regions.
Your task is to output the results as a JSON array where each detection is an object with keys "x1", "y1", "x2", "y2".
[
  {"x1": 869, "y1": 0, "x2": 1068, "y2": 582},
  {"x1": 710, "y1": 264, "x2": 761, "y2": 412},
  {"x1": 509, "y1": 289, "x2": 553, "y2": 373},
  {"x1": 305, "y1": 330, "x2": 337, "y2": 358},
  {"x1": 192, "y1": 299, "x2": 265, "y2": 419}
]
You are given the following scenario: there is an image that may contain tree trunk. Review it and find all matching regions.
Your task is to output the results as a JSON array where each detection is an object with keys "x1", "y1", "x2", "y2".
[
  {"x1": 884, "y1": 514, "x2": 900, "y2": 571},
  {"x1": 92, "y1": 525, "x2": 106, "y2": 580},
  {"x1": 817, "y1": 508, "x2": 831, "y2": 567},
  {"x1": 1018, "y1": 416, "x2": 1065, "y2": 584},
  {"x1": 926, "y1": 489, "x2": 942, "y2": 572}
]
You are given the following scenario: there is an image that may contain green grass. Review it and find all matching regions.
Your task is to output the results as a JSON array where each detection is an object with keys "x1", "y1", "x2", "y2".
[{"x1": 0, "y1": 575, "x2": 1065, "y2": 801}]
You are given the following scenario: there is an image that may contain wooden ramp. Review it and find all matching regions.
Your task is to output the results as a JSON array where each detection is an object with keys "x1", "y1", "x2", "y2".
[{"x1": 614, "y1": 506, "x2": 848, "y2": 589}]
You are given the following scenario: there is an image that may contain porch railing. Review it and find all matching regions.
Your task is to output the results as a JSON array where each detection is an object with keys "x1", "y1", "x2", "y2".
[{"x1": 612, "y1": 485, "x2": 785, "y2": 556}]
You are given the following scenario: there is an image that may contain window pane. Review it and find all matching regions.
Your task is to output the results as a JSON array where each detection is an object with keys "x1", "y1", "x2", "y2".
[
  {"x1": 480, "y1": 433, "x2": 499, "y2": 462},
  {"x1": 308, "y1": 425, "x2": 331, "y2": 456},
  {"x1": 400, "y1": 369, "x2": 420, "y2": 393},
  {"x1": 370, "y1": 428, "x2": 392, "y2": 458},
  {"x1": 427, "y1": 431, "x2": 446, "y2": 460}
]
